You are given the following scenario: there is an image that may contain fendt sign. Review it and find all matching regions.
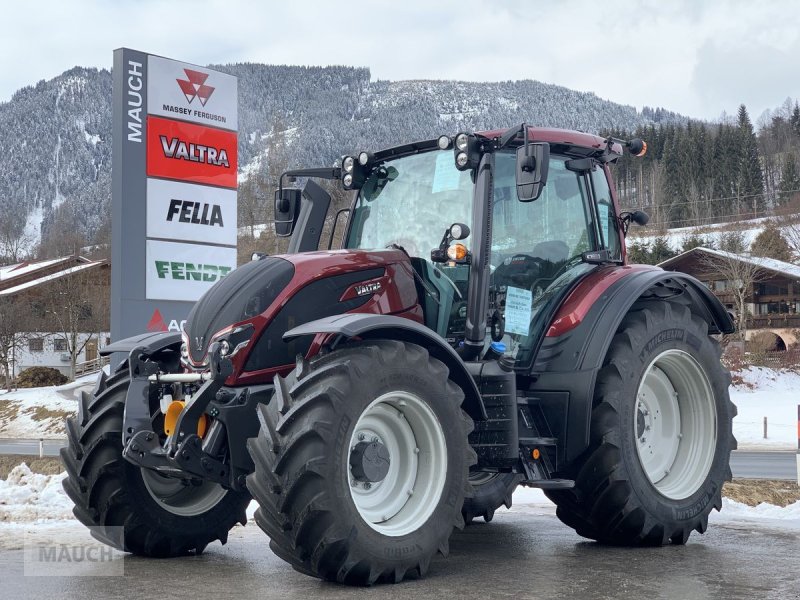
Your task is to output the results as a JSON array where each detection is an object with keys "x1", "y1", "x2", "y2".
[{"x1": 112, "y1": 48, "x2": 238, "y2": 343}]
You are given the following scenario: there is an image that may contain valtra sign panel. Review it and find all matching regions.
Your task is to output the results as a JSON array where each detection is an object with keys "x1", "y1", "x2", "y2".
[{"x1": 147, "y1": 115, "x2": 238, "y2": 188}]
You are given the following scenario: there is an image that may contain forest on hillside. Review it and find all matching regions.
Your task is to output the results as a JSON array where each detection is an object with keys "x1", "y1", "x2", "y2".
[{"x1": 607, "y1": 100, "x2": 800, "y2": 231}]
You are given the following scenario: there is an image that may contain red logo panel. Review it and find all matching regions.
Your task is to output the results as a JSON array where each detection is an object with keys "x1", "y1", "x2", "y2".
[{"x1": 147, "y1": 115, "x2": 238, "y2": 189}]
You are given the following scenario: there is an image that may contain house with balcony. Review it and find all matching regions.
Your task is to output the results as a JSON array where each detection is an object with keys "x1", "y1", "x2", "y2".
[
  {"x1": 0, "y1": 255, "x2": 110, "y2": 378},
  {"x1": 658, "y1": 247, "x2": 800, "y2": 351}
]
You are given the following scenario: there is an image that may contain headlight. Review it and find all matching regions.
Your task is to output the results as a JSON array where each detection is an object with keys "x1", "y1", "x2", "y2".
[
  {"x1": 456, "y1": 152, "x2": 469, "y2": 168},
  {"x1": 437, "y1": 135, "x2": 451, "y2": 150},
  {"x1": 219, "y1": 340, "x2": 230, "y2": 356},
  {"x1": 180, "y1": 343, "x2": 189, "y2": 360},
  {"x1": 343, "y1": 173, "x2": 353, "y2": 187},
  {"x1": 343, "y1": 156, "x2": 355, "y2": 173},
  {"x1": 358, "y1": 151, "x2": 370, "y2": 166},
  {"x1": 455, "y1": 133, "x2": 469, "y2": 151}
]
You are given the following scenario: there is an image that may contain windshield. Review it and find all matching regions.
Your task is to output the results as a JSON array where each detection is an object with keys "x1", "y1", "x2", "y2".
[{"x1": 345, "y1": 150, "x2": 474, "y2": 256}]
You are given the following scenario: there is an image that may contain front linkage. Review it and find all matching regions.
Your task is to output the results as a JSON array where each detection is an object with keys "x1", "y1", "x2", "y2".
[{"x1": 121, "y1": 342, "x2": 269, "y2": 492}]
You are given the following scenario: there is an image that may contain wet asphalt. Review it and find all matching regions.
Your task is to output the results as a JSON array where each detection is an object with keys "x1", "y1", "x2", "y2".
[{"x1": 1, "y1": 507, "x2": 797, "y2": 600}]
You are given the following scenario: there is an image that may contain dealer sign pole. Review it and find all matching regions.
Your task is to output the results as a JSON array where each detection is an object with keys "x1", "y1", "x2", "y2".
[{"x1": 111, "y1": 48, "x2": 238, "y2": 353}]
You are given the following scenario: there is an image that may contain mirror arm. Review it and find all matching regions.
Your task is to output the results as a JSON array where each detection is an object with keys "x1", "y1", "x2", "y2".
[{"x1": 279, "y1": 167, "x2": 342, "y2": 204}]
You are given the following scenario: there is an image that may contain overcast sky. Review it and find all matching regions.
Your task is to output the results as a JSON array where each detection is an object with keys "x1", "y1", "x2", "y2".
[{"x1": 2, "y1": 0, "x2": 799, "y2": 122}]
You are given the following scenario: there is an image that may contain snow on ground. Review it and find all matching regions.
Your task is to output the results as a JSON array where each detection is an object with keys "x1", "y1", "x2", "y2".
[
  {"x1": 0, "y1": 372, "x2": 97, "y2": 439},
  {"x1": 730, "y1": 367, "x2": 800, "y2": 450},
  {"x1": 710, "y1": 498, "x2": 800, "y2": 532},
  {"x1": 627, "y1": 216, "x2": 775, "y2": 253}
]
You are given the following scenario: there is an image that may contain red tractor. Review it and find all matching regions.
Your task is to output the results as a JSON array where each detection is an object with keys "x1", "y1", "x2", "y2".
[{"x1": 63, "y1": 125, "x2": 736, "y2": 585}]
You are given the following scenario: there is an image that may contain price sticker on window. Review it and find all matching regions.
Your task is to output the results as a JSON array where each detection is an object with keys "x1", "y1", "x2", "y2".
[{"x1": 505, "y1": 286, "x2": 532, "y2": 335}]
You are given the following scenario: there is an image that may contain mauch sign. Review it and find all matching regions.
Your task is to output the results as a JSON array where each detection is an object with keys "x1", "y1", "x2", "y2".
[{"x1": 112, "y1": 48, "x2": 238, "y2": 344}]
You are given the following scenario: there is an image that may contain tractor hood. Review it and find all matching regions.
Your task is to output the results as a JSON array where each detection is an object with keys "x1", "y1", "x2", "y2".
[
  {"x1": 184, "y1": 256, "x2": 295, "y2": 364},
  {"x1": 183, "y1": 249, "x2": 415, "y2": 369}
]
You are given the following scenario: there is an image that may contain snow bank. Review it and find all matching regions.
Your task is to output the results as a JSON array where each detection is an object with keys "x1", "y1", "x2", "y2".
[
  {"x1": 710, "y1": 498, "x2": 800, "y2": 532},
  {"x1": 0, "y1": 464, "x2": 73, "y2": 523}
]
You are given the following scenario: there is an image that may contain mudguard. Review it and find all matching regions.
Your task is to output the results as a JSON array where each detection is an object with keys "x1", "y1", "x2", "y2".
[
  {"x1": 100, "y1": 331, "x2": 182, "y2": 357},
  {"x1": 283, "y1": 313, "x2": 488, "y2": 421},
  {"x1": 531, "y1": 268, "x2": 734, "y2": 464}
]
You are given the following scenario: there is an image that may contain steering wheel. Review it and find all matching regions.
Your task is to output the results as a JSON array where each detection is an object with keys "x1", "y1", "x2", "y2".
[{"x1": 491, "y1": 253, "x2": 547, "y2": 291}]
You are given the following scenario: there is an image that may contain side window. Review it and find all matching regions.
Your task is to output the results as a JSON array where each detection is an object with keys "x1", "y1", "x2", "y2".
[{"x1": 591, "y1": 168, "x2": 621, "y2": 260}]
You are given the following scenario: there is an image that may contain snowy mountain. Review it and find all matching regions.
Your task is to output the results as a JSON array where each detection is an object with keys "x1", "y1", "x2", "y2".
[{"x1": 0, "y1": 63, "x2": 686, "y2": 255}]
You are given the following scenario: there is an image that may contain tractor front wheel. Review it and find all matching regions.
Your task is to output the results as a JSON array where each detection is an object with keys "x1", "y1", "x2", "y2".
[
  {"x1": 61, "y1": 367, "x2": 251, "y2": 557},
  {"x1": 247, "y1": 340, "x2": 474, "y2": 584},
  {"x1": 546, "y1": 301, "x2": 736, "y2": 545}
]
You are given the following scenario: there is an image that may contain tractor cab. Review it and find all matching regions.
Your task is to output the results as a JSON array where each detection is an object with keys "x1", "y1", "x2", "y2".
[{"x1": 280, "y1": 125, "x2": 636, "y2": 368}]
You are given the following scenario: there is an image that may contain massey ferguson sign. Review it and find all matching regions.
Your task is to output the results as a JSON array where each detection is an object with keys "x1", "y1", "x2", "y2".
[{"x1": 112, "y1": 48, "x2": 238, "y2": 345}]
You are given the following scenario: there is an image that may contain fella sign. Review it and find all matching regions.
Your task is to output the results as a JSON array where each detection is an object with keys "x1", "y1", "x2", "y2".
[{"x1": 112, "y1": 48, "x2": 238, "y2": 343}]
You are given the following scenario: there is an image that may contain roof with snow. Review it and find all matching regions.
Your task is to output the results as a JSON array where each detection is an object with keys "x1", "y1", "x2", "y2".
[
  {"x1": 0, "y1": 255, "x2": 107, "y2": 296},
  {"x1": 658, "y1": 247, "x2": 800, "y2": 280}
]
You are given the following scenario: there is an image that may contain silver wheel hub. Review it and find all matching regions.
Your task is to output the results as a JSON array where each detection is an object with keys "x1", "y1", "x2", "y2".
[
  {"x1": 142, "y1": 469, "x2": 227, "y2": 517},
  {"x1": 634, "y1": 349, "x2": 717, "y2": 500},
  {"x1": 348, "y1": 391, "x2": 447, "y2": 537}
]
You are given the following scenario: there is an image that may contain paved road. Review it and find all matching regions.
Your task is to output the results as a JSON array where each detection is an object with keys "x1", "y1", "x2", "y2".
[
  {"x1": 2, "y1": 441, "x2": 796, "y2": 480},
  {"x1": 732, "y1": 451, "x2": 797, "y2": 480},
  {"x1": 1, "y1": 507, "x2": 797, "y2": 600}
]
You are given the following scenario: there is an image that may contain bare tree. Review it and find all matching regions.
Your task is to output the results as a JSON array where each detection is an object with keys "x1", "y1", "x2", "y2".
[
  {"x1": 0, "y1": 297, "x2": 34, "y2": 391},
  {"x1": 45, "y1": 265, "x2": 109, "y2": 381},
  {"x1": 775, "y1": 197, "x2": 800, "y2": 259},
  {"x1": 0, "y1": 207, "x2": 34, "y2": 263},
  {"x1": 698, "y1": 249, "x2": 766, "y2": 342}
]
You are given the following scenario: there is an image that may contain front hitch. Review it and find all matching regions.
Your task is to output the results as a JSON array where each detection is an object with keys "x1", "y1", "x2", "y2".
[{"x1": 121, "y1": 342, "x2": 246, "y2": 488}]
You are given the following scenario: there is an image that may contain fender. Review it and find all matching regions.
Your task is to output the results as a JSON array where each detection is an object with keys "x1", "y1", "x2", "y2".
[
  {"x1": 530, "y1": 267, "x2": 735, "y2": 464},
  {"x1": 100, "y1": 331, "x2": 182, "y2": 358},
  {"x1": 283, "y1": 313, "x2": 488, "y2": 421}
]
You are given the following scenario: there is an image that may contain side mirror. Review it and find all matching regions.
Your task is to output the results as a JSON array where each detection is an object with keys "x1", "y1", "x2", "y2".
[
  {"x1": 274, "y1": 188, "x2": 301, "y2": 237},
  {"x1": 516, "y1": 142, "x2": 550, "y2": 202}
]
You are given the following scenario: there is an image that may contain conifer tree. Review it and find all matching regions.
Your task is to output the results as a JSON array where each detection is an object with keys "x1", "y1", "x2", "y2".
[
  {"x1": 778, "y1": 153, "x2": 800, "y2": 207},
  {"x1": 736, "y1": 104, "x2": 765, "y2": 214},
  {"x1": 751, "y1": 223, "x2": 793, "y2": 262}
]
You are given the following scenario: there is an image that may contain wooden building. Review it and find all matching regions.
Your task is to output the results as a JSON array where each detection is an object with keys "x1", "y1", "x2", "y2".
[{"x1": 659, "y1": 247, "x2": 800, "y2": 350}]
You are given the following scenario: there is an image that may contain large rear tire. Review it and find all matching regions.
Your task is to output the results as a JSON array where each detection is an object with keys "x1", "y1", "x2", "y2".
[
  {"x1": 61, "y1": 367, "x2": 251, "y2": 557},
  {"x1": 463, "y1": 472, "x2": 523, "y2": 523},
  {"x1": 247, "y1": 340, "x2": 475, "y2": 585},
  {"x1": 545, "y1": 301, "x2": 736, "y2": 545}
]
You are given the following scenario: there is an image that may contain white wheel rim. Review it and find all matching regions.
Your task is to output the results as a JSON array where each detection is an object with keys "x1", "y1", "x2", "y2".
[
  {"x1": 634, "y1": 349, "x2": 717, "y2": 500},
  {"x1": 142, "y1": 469, "x2": 228, "y2": 517},
  {"x1": 348, "y1": 391, "x2": 447, "y2": 537}
]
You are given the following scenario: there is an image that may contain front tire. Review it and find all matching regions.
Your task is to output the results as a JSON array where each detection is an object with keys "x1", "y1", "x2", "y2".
[
  {"x1": 247, "y1": 341, "x2": 475, "y2": 585},
  {"x1": 546, "y1": 301, "x2": 736, "y2": 545},
  {"x1": 61, "y1": 367, "x2": 251, "y2": 556}
]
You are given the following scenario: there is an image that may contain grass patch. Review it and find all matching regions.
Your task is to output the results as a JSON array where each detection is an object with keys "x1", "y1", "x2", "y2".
[
  {"x1": 724, "y1": 479, "x2": 800, "y2": 507},
  {"x1": 0, "y1": 456, "x2": 63, "y2": 479},
  {"x1": 0, "y1": 399, "x2": 20, "y2": 424}
]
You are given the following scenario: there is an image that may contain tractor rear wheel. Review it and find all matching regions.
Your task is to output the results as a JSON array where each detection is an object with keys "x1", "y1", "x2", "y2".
[
  {"x1": 61, "y1": 366, "x2": 251, "y2": 557},
  {"x1": 545, "y1": 301, "x2": 736, "y2": 545},
  {"x1": 247, "y1": 340, "x2": 475, "y2": 585},
  {"x1": 463, "y1": 472, "x2": 523, "y2": 523}
]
